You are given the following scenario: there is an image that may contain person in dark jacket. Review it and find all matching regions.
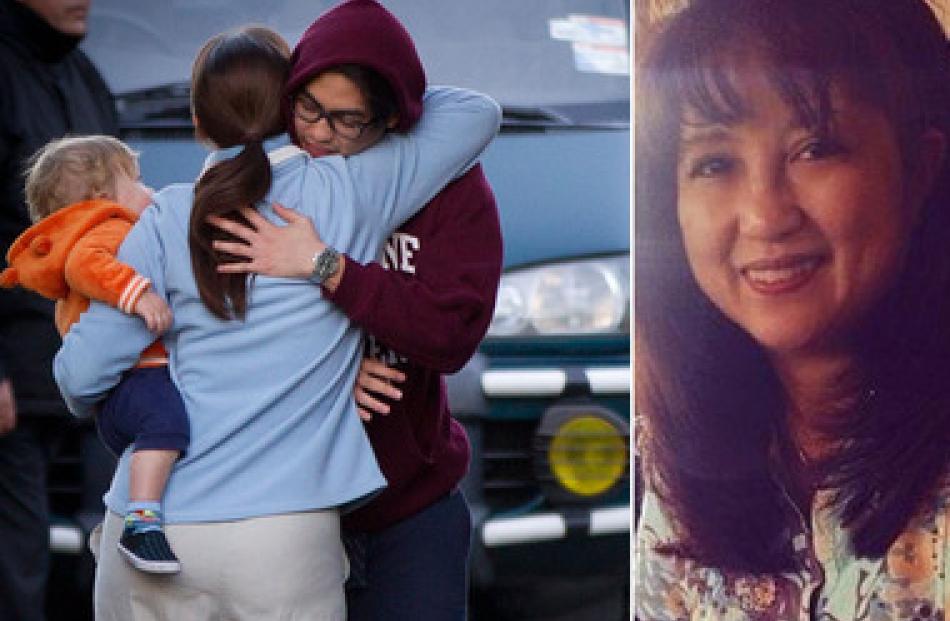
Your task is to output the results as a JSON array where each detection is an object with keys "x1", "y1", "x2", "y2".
[
  {"x1": 207, "y1": 1, "x2": 503, "y2": 618},
  {"x1": 0, "y1": 0, "x2": 117, "y2": 618}
]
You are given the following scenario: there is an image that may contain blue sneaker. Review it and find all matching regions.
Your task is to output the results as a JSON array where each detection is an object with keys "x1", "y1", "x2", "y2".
[{"x1": 118, "y1": 527, "x2": 181, "y2": 574}]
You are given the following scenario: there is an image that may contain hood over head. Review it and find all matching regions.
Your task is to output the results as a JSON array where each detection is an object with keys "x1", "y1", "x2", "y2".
[{"x1": 285, "y1": 0, "x2": 425, "y2": 133}]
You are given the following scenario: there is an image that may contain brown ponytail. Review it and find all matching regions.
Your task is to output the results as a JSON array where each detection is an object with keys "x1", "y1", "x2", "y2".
[{"x1": 188, "y1": 26, "x2": 290, "y2": 320}]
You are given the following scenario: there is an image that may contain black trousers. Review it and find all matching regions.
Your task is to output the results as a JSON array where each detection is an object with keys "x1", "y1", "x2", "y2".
[
  {"x1": 345, "y1": 490, "x2": 472, "y2": 621},
  {"x1": 0, "y1": 422, "x2": 56, "y2": 621}
]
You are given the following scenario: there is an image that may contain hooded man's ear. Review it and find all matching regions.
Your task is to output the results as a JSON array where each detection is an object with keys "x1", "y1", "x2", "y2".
[{"x1": 386, "y1": 113, "x2": 399, "y2": 130}]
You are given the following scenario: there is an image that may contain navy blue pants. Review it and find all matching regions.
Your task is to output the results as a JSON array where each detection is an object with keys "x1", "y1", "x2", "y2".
[
  {"x1": 98, "y1": 366, "x2": 189, "y2": 457},
  {"x1": 344, "y1": 490, "x2": 471, "y2": 621}
]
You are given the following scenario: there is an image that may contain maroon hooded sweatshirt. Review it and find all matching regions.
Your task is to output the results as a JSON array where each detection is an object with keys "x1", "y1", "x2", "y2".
[{"x1": 286, "y1": 0, "x2": 504, "y2": 532}]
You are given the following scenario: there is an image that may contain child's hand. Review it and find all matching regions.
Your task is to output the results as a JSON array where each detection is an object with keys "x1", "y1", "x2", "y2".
[
  {"x1": 134, "y1": 290, "x2": 173, "y2": 334},
  {"x1": 353, "y1": 357, "x2": 405, "y2": 422}
]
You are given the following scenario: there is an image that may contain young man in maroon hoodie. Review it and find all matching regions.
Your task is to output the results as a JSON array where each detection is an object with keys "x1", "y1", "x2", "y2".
[{"x1": 208, "y1": 1, "x2": 503, "y2": 618}]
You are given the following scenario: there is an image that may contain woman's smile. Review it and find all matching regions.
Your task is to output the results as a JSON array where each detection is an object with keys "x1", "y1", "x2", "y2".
[{"x1": 740, "y1": 254, "x2": 825, "y2": 295}]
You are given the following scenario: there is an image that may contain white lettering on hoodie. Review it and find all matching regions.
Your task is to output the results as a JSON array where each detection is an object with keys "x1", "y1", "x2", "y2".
[{"x1": 366, "y1": 231, "x2": 422, "y2": 364}]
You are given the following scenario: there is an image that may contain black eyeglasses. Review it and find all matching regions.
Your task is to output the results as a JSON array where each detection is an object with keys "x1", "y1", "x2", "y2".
[{"x1": 292, "y1": 91, "x2": 381, "y2": 140}]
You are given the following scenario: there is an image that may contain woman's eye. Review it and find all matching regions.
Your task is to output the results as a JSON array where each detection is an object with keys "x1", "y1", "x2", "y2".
[
  {"x1": 795, "y1": 138, "x2": 845, "y2": 161},
  {"x1": 686, "y1": 155, "x2": 734, "y2": 179}
]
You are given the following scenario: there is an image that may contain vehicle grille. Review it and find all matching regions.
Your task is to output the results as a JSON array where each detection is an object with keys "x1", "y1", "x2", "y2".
[{"x1": 480, "y1": 419, "x2": 540, "y2": 510}]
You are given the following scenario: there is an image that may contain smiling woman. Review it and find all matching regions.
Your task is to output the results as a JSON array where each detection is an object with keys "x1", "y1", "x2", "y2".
[
  {"x1": 676, "y1": 77, "x2": 921, "y2": 361},
  {"x1": 634, "y1": 0, "x2": 950, "y2": 618}
]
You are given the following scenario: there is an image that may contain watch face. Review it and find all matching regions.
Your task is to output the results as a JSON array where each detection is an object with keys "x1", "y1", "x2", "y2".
[{"x1": 311, "y1": 248, "x2": 339, "y2": 284}]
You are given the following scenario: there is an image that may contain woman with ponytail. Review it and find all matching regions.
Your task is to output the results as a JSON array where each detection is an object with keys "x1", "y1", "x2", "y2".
[
  {"x1": 188, "y1": 26, "x2": 288, "y2": 321},
  {"x1": 53, "y1": 23, "x2": 500, "y2": 620}
]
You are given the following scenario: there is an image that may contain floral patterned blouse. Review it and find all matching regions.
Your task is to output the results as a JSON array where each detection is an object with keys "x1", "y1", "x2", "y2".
[{"x1": 635, "y1": 482, "x2": 950, "y2": 621}]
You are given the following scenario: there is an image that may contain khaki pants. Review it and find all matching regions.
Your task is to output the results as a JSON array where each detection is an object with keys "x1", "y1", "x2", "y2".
[{"x1": 91, "y1": 509, "x2": 346, "y2": 620}]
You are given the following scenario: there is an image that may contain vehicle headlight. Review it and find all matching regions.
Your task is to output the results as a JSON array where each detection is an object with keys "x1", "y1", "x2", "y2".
[
  {"x1": 535, "y1": 405, "x2": 629, "y2": 502},
  {"x1": 487, "y1": 254, "x2": 629, "y2": 337}
]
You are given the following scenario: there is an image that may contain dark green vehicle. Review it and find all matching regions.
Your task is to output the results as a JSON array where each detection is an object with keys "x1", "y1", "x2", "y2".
[{"x1": 48, "y1": 2, "x2": 630, "y2": 619}]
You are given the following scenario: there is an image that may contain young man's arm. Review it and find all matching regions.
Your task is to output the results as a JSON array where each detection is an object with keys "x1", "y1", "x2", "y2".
[
  {"x1": 207, "y1": 165, "x2": 502, "y2": 372},
  {"x1": 325, "y1": 165, "x2": 502, "y2": 372}
]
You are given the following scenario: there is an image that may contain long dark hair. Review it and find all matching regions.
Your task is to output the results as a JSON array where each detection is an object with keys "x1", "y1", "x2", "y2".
[
  {"x1": 189, "y1": 26, "x2": 290, "y2": 320},
  {"x1": 636, "y1": 0, "x2": 950, "y2": 572}
]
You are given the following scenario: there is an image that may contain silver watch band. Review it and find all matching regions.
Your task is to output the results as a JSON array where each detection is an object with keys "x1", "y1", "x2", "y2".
[{"x1": 309, "y1": 247, "x2": 340, "y2": 285}]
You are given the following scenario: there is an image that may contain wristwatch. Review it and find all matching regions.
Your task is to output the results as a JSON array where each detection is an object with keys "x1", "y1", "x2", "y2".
[{"x1": 308, "y1": 246, "x2": 341, "y2": 285}]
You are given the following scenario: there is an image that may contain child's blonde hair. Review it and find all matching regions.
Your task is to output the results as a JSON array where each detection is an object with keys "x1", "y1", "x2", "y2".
[{"x1": 24, "y1": 135, "x2": 139, "y2": 222}]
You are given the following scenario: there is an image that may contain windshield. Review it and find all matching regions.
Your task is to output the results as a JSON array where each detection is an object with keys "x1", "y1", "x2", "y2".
[{"x1": 81, "y1": 0, "x2": 629, "y2": 125}]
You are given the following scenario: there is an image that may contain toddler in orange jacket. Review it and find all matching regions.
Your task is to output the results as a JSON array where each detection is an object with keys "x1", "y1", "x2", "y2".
[{"x1": 0, "y1": 135, "x2": 186, "y2": 574}]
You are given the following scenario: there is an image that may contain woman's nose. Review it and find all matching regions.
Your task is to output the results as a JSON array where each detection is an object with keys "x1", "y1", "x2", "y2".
[{"x1": 738, "y1": 168, "x2": 804, "y2": 240}]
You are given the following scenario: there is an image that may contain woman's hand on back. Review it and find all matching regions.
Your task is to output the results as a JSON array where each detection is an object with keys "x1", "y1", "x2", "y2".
[{"x1": 208, "y1": 204, "x2": 325, "y2": 279}]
